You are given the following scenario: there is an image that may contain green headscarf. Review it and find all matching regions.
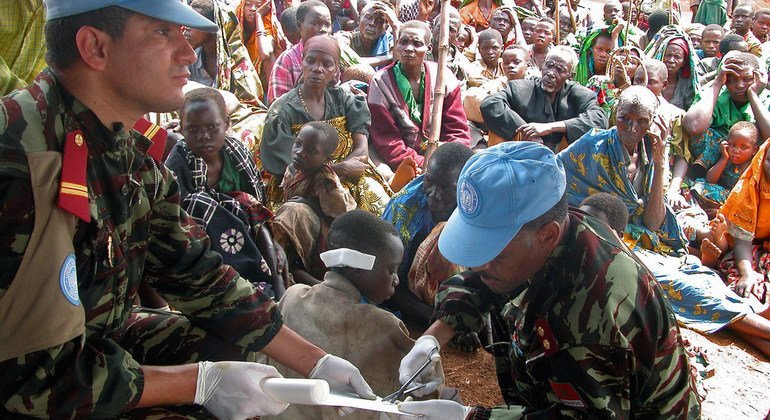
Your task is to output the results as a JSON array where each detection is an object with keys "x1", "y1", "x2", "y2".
[{"x1": 575, "y1": 25, "x2": 626, "y2": 86}]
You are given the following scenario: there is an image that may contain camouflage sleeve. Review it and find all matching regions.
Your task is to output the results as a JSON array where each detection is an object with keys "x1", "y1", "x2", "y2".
[
  {"x1": 1, "y1": 336, "x2": 144, "y2": 417},
  {"x1": 142, "y1": 163, "x2": 282, "y2": 352},
  {"x1": 432, "y1": 272, "x2": 501, "y2": 336}
]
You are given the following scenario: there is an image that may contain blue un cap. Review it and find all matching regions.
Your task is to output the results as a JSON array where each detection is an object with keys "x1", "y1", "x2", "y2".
[
  {"x1": 44, "y1": 0, "x2": 218, "y2": 33},
  {"x1": 438, "y1": 142, "x2": 566, "y2": 268}
]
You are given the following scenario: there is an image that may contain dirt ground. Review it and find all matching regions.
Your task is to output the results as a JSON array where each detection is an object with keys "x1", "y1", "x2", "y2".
[{"x1": 439, "y1": 326, "x2": 770, "y2": 419}]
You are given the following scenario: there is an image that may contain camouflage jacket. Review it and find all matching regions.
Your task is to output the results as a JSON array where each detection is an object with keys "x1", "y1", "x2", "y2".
[
  {"x1": 433, "y1": 210, "x2": 701, "y2": 419},
  {"x1": 0, "y1": 70, "x2": 281, "y2": 417}
]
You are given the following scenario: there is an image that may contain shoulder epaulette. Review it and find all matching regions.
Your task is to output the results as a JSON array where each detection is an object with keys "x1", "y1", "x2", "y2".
[
  {"x1": 57, "y1": 130, "x2": 90, "y2": 222},
  {"x1": 134, "y1": 118, "x2": 168, "y2": 162}
]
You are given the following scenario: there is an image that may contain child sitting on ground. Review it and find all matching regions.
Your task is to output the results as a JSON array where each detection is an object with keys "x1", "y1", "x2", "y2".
[
  {"x1": 266, "y1": 210, "x2": 444, "y2": 419},
  {"x1": 692, "y1": 121, "x2": 759, "y2": 208},
  {"x1": 271, "y1": 121, "x2": 357, "y2": 285},
  {"x1": 281, "y1": 121, "x2": 357, "y2": 217},
  {"x1": 688, "y1": 122, "x2": 760, "y2": 266}
]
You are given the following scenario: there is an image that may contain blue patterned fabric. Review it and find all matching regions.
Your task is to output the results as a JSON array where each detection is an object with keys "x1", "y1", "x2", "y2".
[
  {"x1": 382, "y1": 175, "x2": 429, "y2": 246},
  {"x1": 557, "y1": 127, "x2": 687, "y2": 256},
  {"x1": 557, "y1": 128, "x2": 757, "y2": 333}
]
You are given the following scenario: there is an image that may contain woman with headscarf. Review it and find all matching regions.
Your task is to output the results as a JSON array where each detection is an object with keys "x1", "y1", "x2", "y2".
[
  {"x1": 647, "y1": 25, "x2": 700, "y2": 110},
  {"x1": 260, "y1": 35, "x2": 392, "y2": 214}
]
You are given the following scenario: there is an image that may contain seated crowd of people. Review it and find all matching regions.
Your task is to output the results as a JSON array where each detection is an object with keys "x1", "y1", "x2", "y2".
[
  {"x1": 3, "y1": 0, "x2": 770, "y2": 417},
  {"x1": 156, "y1": 0, "x2": 770, "y2": 360}
]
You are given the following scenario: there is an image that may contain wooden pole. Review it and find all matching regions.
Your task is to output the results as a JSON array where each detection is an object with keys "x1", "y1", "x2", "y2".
[
  {"x1": 669, "y1": 0, "x2": 674, "y2": 25},
  {"x1": 623, "y1": 0, "x2": 633, "y2": 45},
  {"x1": 422, "y1": 0, "x2": 451, "y2": 167},
  {"x1": 554, "y1": 0, "x2": 561, "y2": 44},
  {"x1": 565, "y1": 0, "x2": 577, "y2": 34}
]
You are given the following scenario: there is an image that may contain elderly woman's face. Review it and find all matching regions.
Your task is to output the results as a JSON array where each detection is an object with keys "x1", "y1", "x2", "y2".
[
  {"x1": 662, "y1": 43, "x2": 686, "y2": 76},
  {"x1": 302, "y1": 50, "x2": 338, "y2": 87},
  {"x1": 616, "y1": 105, "x2": 653, "y2": 145},
  {"x1": 182, "y1": 100, "x2": 227, "y2": 164}
]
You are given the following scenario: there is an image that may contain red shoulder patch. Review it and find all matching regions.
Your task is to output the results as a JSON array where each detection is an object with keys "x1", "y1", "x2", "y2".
[
  {"x1": 549, "y1": 381, "x2": 587, "y2": 409},
  {"x1": 134, "y1": 118, "x2": 167, "y2": 162},
  {"x1": 58, "y1": 130, "x2": 90, "y2": 222}
]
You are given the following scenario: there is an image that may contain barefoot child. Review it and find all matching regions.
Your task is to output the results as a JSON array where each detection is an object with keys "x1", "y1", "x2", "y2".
[
  {"x1": 266, "y1": 210, "x2": 444, "y2": 419},
  {"x1": 271, "y1": 122, "x2": 357, "y2": 285}
]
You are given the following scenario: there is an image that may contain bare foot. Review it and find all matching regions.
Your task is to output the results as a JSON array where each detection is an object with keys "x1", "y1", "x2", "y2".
[
  {"x1": 701, "y1": 238, "x2": 723, "y2": 267},
  {"x1": 389, "y1": 156, "x2": 418, "y2": 193},
  {"x1": 709, "y1": 213, "x2": 729, "y2": 251}
]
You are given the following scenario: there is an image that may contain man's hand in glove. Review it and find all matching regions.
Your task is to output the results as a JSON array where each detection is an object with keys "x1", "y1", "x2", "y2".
[{"x1": 195, "y1": 361, "x2": 289, "y2": 419}]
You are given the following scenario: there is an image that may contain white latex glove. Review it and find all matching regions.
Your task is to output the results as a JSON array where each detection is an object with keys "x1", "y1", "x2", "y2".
[
  {"x1": 309, "y1": 354, "x2": 377, "y2": 399},
  {"x1": 398, "y1": 335, "x2": 443, "y2": 397},
  {"x1": 195, "y1": 361, "x2": 289, "y2": 419},
  {"x1": 398, "y1": 399, "x2": 471, "y2": 420}
]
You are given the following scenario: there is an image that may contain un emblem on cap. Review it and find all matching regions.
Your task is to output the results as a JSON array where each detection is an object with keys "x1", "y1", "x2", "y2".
[{"x1": 459, "y1": 178, "x2": 481, "y2": 217}]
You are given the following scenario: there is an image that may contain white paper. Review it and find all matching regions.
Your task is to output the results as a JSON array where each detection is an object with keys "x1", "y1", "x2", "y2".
[
  {"x1": 323, "y1": 391, "x2": 416, "y2": 416},
  {"x1": 262, "y1": 378, "x2": 415, "y2": 416}
]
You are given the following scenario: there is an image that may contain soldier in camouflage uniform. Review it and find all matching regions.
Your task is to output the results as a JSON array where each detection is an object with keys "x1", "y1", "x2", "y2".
[
  {"x1": 396, "y1": 142, "x2": 701, "y2": 419},
  {"x1": 0, "y1": 1, "x2": 375, "y2": 418}
]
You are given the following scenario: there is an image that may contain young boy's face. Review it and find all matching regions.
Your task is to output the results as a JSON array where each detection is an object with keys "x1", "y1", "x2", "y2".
[
  {"x1": 521, "y1": 19, "x2": 537, "y2": 44},
  {"x1": 634, "y1": 68, "x2": 666, "y2": 96},
  {"x1": 182, "y1": 100, "x2": 227, "y2": 163},
  {"x1": 689, "y1": 33, "x2": 702, "y2": 50},
  {"x1": 701, "y1": 29, "x2": 722, "y2": 58},
  {"x1": 727, "y1": 128, "x2": 758, "y2": 165},
  {"x1": 732, "y1": 6, "x2": 753, "y2": 34},
  {"x1": 291, "y1": 126, "x2": 331, "y2": 172},
  {"x1": 478, "y1": 38, "x2": 502, "y2": 66},
  {"x1": 533, "y1": 22, "x2": 554, "y2": 49},
  {"x1": 753, "y1": 13, "x2": 770, "y2": 39},
  {"x1": 354, "y1": 235, "x2": 403, "y2": 304},
  {"x1": 503, "y1": 48, "x2": 528, "y2": 80}
]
